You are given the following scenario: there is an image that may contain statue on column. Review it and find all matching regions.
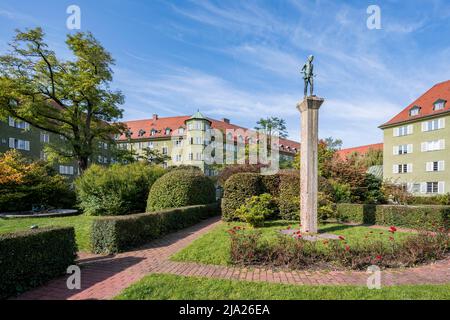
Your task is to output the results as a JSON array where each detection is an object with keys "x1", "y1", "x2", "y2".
[{"x1": 301, "y1": 55, "x2": 315, "y2": 97}]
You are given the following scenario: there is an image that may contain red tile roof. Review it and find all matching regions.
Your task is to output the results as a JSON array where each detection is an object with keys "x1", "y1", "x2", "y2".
[
  {"x1": 336, "y1": 143, "x2": 383, "y2": 160},
  {"x1": 380, "y1": 80, "x2": 450, "y2": 127},
  {"x1": 119, "y1": 115, "x2": 300, "y2": 154}
]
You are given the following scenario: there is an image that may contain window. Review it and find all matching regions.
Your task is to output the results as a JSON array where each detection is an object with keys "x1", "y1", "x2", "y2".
[
  {"x1": 426, "y1": 161, "x2": 445, "y2": 172},
  {"x1": 150, "y1": 129, "x2": 157, "y2": 136},
  {"x1": 422, "y1": 118, "x2": 445, "y2": 132},
  {"x1": 178, "y1": 128, "x2": 185, "y2": 135},
  {"x1": 434, "y1": 99, "x2": 446, "y2": 111},
  {"x1": 423, "y1": 182, "x2": 445, "y2": 194},
  {"x1": 138, "y1": 129, "x2": 146, "y2": 137},
  {"x1": 8, "y1": 117, "x2": 30, "y2": 130},
  {"x1": 195, "y1": 137, "x2": 202, "y2": 145},
  {"x1": 196, "y1": 153, "x2": 203, "y2": 161},
  {"x1": 165, "y1": 128, "x2": 172, "y2": 135},
  {"x1": 40, "y1": 151, "x2": 48, "y2": 161},
  {"x1": 409, "y1": 106, "x2": 420, "y2": 116},
  {"x1": 9, "y1": 138, "x2": 30, "y2": 151},
  {"x1": 162, "y1": 147, "x2": 168, "y2": 155},
  {"x1": 394, "y1": 144, "x2": 413, "y2": 155},
  {"x1": 427, "y1": 182, "x2": 439, "y2": 194},
  {"x1": 40, "y1": 132, "x2": 50, "y2": 143},
  {"x1": 421, "y1": 140, "x2": 445, "y2": 152},
  {"x1": 175, "y1": 139, "x2": 182, "y2": 147},
  {"x1": 59, "y1": 165, "x2": 74, "y2": 175},
  {"x1": 393, "y1": 164, "x2": 412, "y2": 174},
  {"x1": 393, "y1": 125, "x2": 413, "y2": 137},
  {"x1": 98, "y1": 142, "x2": 108, "y2": 150},
  {"x1": 189, "y1": 153, "x2": 193, "y2": 161},
  {"x1": 175, "y1": 154, "x2": 182, "y2": 162}
]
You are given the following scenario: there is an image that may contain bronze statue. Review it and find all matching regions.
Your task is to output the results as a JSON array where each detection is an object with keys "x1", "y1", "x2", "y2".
[{"x1": 301, "y1": 55, "x2": 315, "y2": 97}]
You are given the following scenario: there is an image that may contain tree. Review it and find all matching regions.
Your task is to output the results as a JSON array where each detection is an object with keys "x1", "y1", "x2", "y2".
[
  {"x1": 0, "y1": 28, "x2": 125, "y2": 172},
  {"x1": 255, "y1": 117, "x2": 288, "y2": 139},
  {"x1": 140, "y1": 148, "x2": 171, "y2": 165}
]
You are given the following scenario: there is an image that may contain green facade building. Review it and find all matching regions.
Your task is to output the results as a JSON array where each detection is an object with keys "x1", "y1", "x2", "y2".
[{"x1": 380, "y1": 80, "x2": 450, "y2": 195}]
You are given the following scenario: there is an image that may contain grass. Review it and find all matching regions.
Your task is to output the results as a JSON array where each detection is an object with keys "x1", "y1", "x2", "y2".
[
  {"x1": 115, "y1": 273, "x2": 450, "y2": 300},
  {"x1": 0, "y1": 214, "x2": 94, "y2": 252},
  {"x1": 171, "y1": 220, "x2": 410, "y2": 265}
]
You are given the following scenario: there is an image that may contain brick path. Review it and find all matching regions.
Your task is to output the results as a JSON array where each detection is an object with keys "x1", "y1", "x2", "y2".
[{"x1": 16, "y1": 217, "x2": 450, "y2": 300}]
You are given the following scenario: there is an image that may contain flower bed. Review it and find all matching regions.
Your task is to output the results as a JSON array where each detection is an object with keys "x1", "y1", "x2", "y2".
[{"x1": 229, "y1": 226, "x2": 449, "y2": 270}]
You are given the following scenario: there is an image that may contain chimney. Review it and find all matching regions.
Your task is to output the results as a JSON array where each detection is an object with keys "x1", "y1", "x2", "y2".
[
  {"x1": 152, "y1": 114, "x2": 159, "y2": 121},
  {"x1": 222, "y1": 118, "x2": 230, "y2": 124}
]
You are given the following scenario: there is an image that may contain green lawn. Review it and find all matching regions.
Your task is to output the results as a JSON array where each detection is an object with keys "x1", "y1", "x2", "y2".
[
  {"x1": 171, "y1": 220, "x2": 409, "y2": 266},
  {"x1": 0, "y1": 215, "x2": 94, "y2": 252},
  {"x1": 115, "y1": 273, "x2": 450, "y2": 300}
]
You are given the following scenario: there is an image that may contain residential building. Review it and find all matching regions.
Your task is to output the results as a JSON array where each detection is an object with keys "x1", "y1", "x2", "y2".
[
  {"x1": 117, "y1": 111, "x2": 300, "y2": 176},
  {"x1": 336, "y1": 143, "x2": 384, "y2": 160},
  {"x1": 0, "y1": 116, "x2": 111, "y2": 178},
  {"x1": 379, "y1": 80, "x2": 450, "y2": 195}
]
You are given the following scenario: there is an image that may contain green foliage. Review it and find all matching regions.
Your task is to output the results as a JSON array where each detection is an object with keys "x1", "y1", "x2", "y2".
[
  {"x1": 235, "y1": 194, "x2": 275, "y2": 228},
  {"x1": 0, "y1": 150, "x2": 75, "y2": 212},
  {"x1": 337, "y1": 203, "x2": 449, "y2": 229},
  {"x1": 408, "y1": 194, "x2": 450, "y2": 205},
  {"x1": 318, "y1": 192, "x2": 335, "y2": 221},
  {"x1": 0, "y1": 227, "x2": 77, "y2": 299},
  {"x1": 91, "y1": 204, "x2": 219, "y2": 254},
  {"x1": 221, "y1": 173, "x2": 264, "y2": 221},
  {"x1": 0, "y1": 28, "x2": 125, "y2": 171},
  {"x1": 330, "y1": 180, "x2": 352, "y2": 203},
  {"x1": 255, "y1": 117, "x2": 288, "y2": 139},
  {"x1": 217, "y1": 164, "x2": 265, "y2": 187},
  {"x1": 147, "y1": 170, "x2": 216, "y2": 211},
  {"x1": 75, "y1": 163, "x2": 165, "y2": 216},
  {"x1": 278, "y1": 172, "x2": 300, "y2": 221}
]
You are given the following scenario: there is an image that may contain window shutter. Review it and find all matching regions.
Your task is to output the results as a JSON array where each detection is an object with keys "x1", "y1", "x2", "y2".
[
  {"x1": 9, "y1": 138, "x2": 15, "y2": 148},
  {"x1": 25, "y1": 141, "x2": 30, "y2": 151},
  {"x1": 438, "y1": 182, "x2": 445, "y2": 194},
  {"x1": 393, "y1": 128, "x2": 399, "y2": 137},
  {"x1": 70, "y1": 167, "x2": 74, "y2": 175},
  {"x1": 422, "y1": 122, "x2": 428, "y2": 132},
  {"x1": 393, "y1": 165, "x2": 399, "y2": 174},
  {"x1": 426, "y1": 162, "x2": 433, "y2": 172},
  {"x1": 393, "y1": 146, "x2": 399, "y2": 155},
  {"x1": 421, "y1": 142, "x2": 428, "y2": 152},
  {"x1": 406, "y1": 183, "x2": 413, "y2": 193},
  {"x1": 439, "y1": 139, "x2": 445, "y2": 150},
  {"x1": 420, "y1": 183, "x2": 427, "y2": 194},
  {"x1": 407, "y1": 125, "x2": 413, "y2": 135},
  {"x1": 24, "y1": 122, "x2": 30, "y2": 130},
  {"x1": 8, "y1": 117, "x2": 15, "y2": 127},
  {"x1": 407, "y1": 164, "x2": 413, "y2": 173},
  {"x1": 407, "y1": 144, "x2": 413, "y2": 153},
  {"x1": 438, "y1": 118, "x2": 445, "y2": 129},
  {"x1": 439, "y1": 161, "x2": 445, "y2": 171}
]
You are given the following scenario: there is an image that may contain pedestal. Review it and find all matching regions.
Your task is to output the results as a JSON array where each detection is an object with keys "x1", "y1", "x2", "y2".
[{"x1": 297, "y1": 96, "x2": 324, "y2": 234}]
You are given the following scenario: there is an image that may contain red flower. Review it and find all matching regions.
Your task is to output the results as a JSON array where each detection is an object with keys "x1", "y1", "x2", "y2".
[
  {"x1": 345, "y1": 245, "x2": 350, "y2": 252},
  {"x1": 375, "y1": 255, "x2": 382, "y2": 261},
  {"x1": 339, "y1": 236, "x2": 345, "y2": 241},
  {"x1": 296, "y1": 234, "x2": 302, "y2": 239},
  {"x1": 389, "y1": 226, "x2": 397, "y2": 234}
]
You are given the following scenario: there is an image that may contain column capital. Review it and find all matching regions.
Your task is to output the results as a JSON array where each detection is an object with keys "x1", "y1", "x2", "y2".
[{"x1": 297, "y1": 96, "x2": 325, "y2": 113}]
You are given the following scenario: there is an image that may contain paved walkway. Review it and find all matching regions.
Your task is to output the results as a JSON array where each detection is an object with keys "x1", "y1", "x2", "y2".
[{"x1": 16, "y1": 218, "x2": 450, "y2": 300}]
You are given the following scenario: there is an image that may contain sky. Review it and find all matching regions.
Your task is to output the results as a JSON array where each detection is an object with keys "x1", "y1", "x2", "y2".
[{"x1": 1, "y1": 0, "x2": 450, "y2": 147}]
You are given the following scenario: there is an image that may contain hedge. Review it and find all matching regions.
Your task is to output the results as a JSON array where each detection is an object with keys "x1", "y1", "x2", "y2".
[
  {"x1": 0, "y1": 227, "x2": 77, "y2": 299},
  {"x1": 147, "y1": 170, "x2": 216, "y2": 211},
  {"x1": 221, "y1": 173, "x2": 264, "y2": 221},
  {"x1": 91, "y1": 203, "x2": 220, "y2": 254},
  {"x1": 337, "y1": 203, "x2": 449, "y2": 229},
  {"x1": 278, "y1": 172, "x2": 300, "y2": 220}
]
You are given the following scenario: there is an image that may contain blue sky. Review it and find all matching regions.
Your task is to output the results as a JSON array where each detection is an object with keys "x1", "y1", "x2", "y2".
[{"x1": 1, "y1": 0, "x2": 450, "y2": 147}]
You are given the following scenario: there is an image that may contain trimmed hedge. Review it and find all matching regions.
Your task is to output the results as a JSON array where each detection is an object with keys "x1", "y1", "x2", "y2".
[
  {"x1": 0, "y1": 227, "x2": 77, "y2": 299},
  {"x1": 147, "y1": 170, "x2": 216, "y2": 211},
  {"x1": 91, "y1": 203, "x2": 220, "y2": 254},
  {"x1": 221, "y1": 173, "x2": 264, "y2": 221},
  {"x1": 337, "y1": 203, "x2": 449, "y2": 229},
  {"x1": 278, "y1": 172, "x2": 300, "y2": 220}
]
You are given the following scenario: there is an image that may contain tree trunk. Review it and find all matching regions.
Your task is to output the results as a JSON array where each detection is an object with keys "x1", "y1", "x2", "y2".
[{"x1": 77, "y1": 156, "x2": 89, "y2": 174}]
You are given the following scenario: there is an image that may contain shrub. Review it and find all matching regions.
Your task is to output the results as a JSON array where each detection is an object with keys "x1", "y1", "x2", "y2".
[
  {"x1": 165, "y1": 165, "x2": 202, "y2": 174},
  {"x1": 336, "y1": 203, "x2": 449, "y2": 230},
  {"x1": 217, "y1": 164, "x2": 266, "y2": 187},
  {"x1": 0, "y1": 227, "x2": 77, "y2": 299},
  {"x1": 261, "y1": 174, "x2": 281, "y2": 197},
  {"x1": 0, "y1": 150, "x2": 75, "y2": 212},
  {"x1": 91, "y1": 203, "x2": 219, "y2": 254},
  {"x1": 75, "y1": 163, "x2": 165, "y2": 216},
  {"x1": 235, "y1": 194, "x2": 275, "y2": 228},
  {"x1": 278, "y1": 172, "x2": 300, "y2": 220},
  {"x1": 229, "y1": 227, "x2": 449, "y2": 270},
  {"x1": 330, "y1": 180, "x2": 352, "y2": 203},
  {"x1": 147, "y1": 170, "x2": 216, "y2": 211},
  {"x1": 221, "y1": 173, "x2": 264, "y2": 221},
  {"x1": 318, "y1": 192, "x2": 336, "y2": 221},
  {"x1": 408, "y1": 194, "x2": 450, "y2": 206}
]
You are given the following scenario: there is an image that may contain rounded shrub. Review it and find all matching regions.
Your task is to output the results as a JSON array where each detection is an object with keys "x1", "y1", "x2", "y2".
[
  {"x1": 75, "y1": 163, "x2": 165, "y2": 216},
  {"x1": 221, "y1": 173, "x2": 263, "y2": 221},
  {"x1": 146, "y1": 170, "x2": 216, "y2": 211}
]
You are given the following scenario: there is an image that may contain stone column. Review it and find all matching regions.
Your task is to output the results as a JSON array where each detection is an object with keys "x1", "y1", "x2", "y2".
[{"x1": 297, "y1": 96, "x2": 324, "y2": 234}]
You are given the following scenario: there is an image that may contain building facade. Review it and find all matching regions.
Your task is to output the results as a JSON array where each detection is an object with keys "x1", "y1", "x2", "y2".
[
  {"x1": 117, "y1": 111, "x2": 300, "y2": 175},
  {"x1": 0, "y1": 116, "x2": 111, "y2": 177},
  {"x1": 380, "y1": 80, "x2": 450, "y2": 195}
]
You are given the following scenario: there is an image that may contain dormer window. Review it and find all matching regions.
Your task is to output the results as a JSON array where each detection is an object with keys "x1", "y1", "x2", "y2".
[
  {"x1": 434, "y1": 99, "x2": 446, "y2": 111},
  {"x1": 165, "y1": 128, "x2": 172, "y2": 135},
  {"x1": 150, "y1": 129, "x2": 157, "y2": 136},
  {"x1": 178, "y1": 127, "x2": 185, "y2": 135},
  {"x1": 409, "y1": 106, "x2": 421, "y2": 117},
  {"x1": 138, "y1": 129, "x2": 146, "y2": 137}
]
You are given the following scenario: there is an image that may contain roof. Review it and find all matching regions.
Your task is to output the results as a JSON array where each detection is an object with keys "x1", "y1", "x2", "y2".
[
  {"x1": 188, "y1": 110, "x2": 209, "y2": 121},
  {"x1": 336, "y1": 143, "x2": 383, "y2": 160},
  {"x1": 119, "y1": 114, "x2": 300, "y2": 154},
  {"x1": 380, "y1": 80, "x2": 450, "y2": 128}
]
